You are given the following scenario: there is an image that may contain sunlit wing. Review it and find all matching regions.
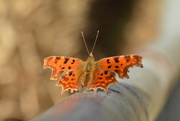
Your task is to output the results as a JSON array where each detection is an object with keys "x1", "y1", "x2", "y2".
[
  {"x1": 56, "y1": 71, "x2": 82, "y2": 94},
  {"x1": 44, "y1": 56, "x2": 83, "y2": 80},
  {"x1": 96, "y1": 55, "x2": 143, "y2": 79},
  {"x1": 87, "y1": 70, "x2": 118, "y2": 93}
]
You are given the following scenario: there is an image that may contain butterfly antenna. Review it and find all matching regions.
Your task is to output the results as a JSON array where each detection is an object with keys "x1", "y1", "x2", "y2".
[
  {"x1": 91, "y1": 30, "x2": 99, "y2": 53},
  {"x1": 81, "y1": 31, "x2": 90, "y2": 55}
]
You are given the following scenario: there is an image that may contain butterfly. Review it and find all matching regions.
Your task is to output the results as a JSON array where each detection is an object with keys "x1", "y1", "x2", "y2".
[{"x1": 43, "y1": 31, "x2": 143, "y2": 94}]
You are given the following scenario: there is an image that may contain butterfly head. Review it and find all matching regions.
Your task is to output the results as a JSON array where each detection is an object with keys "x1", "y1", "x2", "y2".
[
  {"x1": 89, "y1": 52, "x2": 93, "y2": 57},
  {"x1": 89, "y1": 52, "x2": 94, "y2": 60}
]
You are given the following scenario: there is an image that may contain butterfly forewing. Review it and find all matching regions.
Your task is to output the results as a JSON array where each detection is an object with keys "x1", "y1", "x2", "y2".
[
  {"x1": 96, "y1": 55, "x2": 143, "y2": 79},
  {"x1": 44, "y1": 56, "x2": 83, "y2": 80}
]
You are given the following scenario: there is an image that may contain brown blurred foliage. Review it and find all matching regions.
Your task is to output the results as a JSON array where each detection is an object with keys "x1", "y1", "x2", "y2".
[{"x1": 0, "y1": 0, "x2": 161, "y2": 120}]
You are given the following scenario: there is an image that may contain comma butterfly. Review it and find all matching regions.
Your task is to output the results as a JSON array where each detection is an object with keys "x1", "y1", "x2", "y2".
[{"x1": 43, "y1": 31, "x2": 143, "y2": 94}]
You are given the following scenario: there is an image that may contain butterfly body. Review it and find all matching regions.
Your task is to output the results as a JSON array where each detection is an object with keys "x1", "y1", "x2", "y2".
[
  {"x1": 81, "y1": 53, "x2": 95, "y2": 87},
  {"x1": 44, "y1": 52, "x2": 143, "y2": 94}
]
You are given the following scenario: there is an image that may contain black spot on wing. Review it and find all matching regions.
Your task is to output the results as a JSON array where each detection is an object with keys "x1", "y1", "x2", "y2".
[
  {"x1": 69, "y1": 71, "x2": 73, "y2": 76},
  {"x1": 124, "y1": 55, "x2": 130, "y2": 59},
  {"x1": 104, "y1": 71, "x2": 108, "y2": 74},
  {"x1": 115, "y1": 70, "x2": 120, "y2": 73},
  {"x1": 113, "y1": 57, "x2": 119, "y2": 63},
  {"x1": 71, "y1": 59, "x2": 75, "y2": 64},
  {"x1": 98, "y1": 77, "x2": 103, "y2": 80},
  {"x1": 64, "y1": 57, "x2": 69, "y2": 64},
  {"x1": 55, "y1": 57, "x2": 61, "y2": 60},
  {"x1": 108, "y1": 65, "x2": 112, "y2": 69},
  {"x1": 115, "y1": 66, "x2": 119, "y2": 68},
  {"x1": 107, "y1": 59, "x2": 110, "y2": 64}
]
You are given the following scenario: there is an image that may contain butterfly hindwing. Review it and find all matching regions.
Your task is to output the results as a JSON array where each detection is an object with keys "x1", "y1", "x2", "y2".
[
  {"x1": 96, "y1": 55, "x2": 143, "y2": 79},
  {"x1": 44, "y1": 56, "x2": 83, "y2": 80},
  {"x1": 87, "y1": 70, "x2": 118, "y2": 93},
  {"x1": 56, "y1": 71, "x2": 82, "y2": 94}
]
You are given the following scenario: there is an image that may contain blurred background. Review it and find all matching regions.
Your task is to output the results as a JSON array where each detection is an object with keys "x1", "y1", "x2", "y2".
[{"x1": 0, "y1": 0, "x2": 179, "y2": 121}]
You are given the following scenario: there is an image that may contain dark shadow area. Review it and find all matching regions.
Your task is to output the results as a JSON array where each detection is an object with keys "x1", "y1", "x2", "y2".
[
  {"x1": 156, "y1": 80, "x2": 180, "y2": 121},
  {"x1": 83, "y1": 0, "x2": 137, "y2": 58}
]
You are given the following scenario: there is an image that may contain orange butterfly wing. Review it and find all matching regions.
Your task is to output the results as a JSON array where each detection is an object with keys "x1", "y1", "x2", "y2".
[
  {"x1": 56, "y1": 71, "x2": 83, "y2": 94},
  {"x1": 44, "y1": 56, "x2": 83, "y2": 94},
  {"x1": 87, "y1": 55, "x2": 143, "y2": 92},
  {"x1": 44, "y1": 56, "x2": 83, "y2": 79},
  {"x1": 87, "y1": 70, "x2": 118, "y2": 93},
  {"x1": 97, "y1": 55, "x2": 143, "y2": 78}
]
